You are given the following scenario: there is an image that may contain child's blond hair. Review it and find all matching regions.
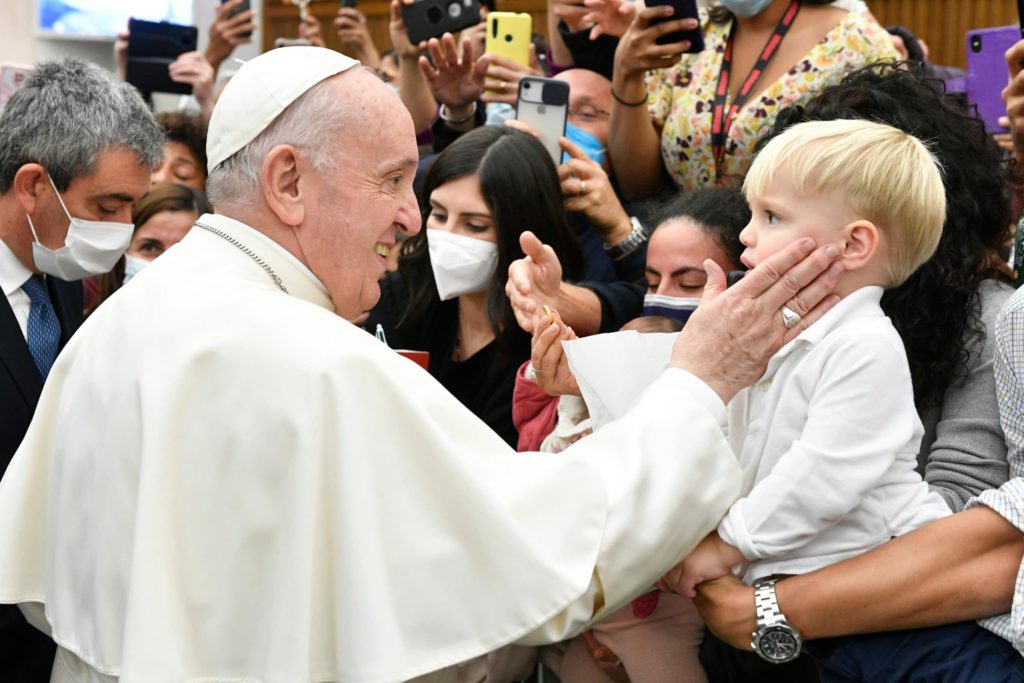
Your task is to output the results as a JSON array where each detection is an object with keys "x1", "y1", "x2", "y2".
[{"x1": 744, "y1": 119, "x2": 946, "y2": 286}]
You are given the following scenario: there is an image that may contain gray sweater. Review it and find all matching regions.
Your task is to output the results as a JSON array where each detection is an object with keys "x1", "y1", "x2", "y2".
[{"x1": 917, "y1": 279, "x2": 1014, "y2": 511}]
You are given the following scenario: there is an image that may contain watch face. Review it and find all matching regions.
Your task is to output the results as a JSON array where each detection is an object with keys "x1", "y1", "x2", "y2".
[{"x1": 756, "y1": 626, "x2": 800, "y2": 663}]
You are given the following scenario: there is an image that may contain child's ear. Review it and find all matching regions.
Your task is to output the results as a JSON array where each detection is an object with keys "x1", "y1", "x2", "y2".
[{"x1": 839, "y1": 220, "x2": 879, "y2": 271}]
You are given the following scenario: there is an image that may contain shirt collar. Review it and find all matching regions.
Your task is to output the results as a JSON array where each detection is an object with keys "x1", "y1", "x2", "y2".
[
  {"x1": 771, "y1": 285, "x2": 886, "y2": 362},
  {"x1": 0, "y1": 237, "x2": 33, "y2": 298},
  {"x1": 193, "y1": 213, "x2": 335, "y2": 313}
]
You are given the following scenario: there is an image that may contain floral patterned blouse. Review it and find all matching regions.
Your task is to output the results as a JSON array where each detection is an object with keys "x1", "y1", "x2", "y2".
[{"x1": 646, "y1": 9, "x2": 899, "y2": 190}]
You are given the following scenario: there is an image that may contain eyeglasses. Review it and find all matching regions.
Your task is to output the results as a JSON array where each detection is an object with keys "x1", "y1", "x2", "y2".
[{"x1": 568, "y1": 105, "x2": 611, "y2": 123}]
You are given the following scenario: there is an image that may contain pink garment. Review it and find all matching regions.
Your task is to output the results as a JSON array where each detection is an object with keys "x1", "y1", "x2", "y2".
[
  {"x1": 511, "y1": 361, "x2": 560, "y2": 452},
  {"x1": 560, "y1": 593, "x2": 707, "y2": 683}
]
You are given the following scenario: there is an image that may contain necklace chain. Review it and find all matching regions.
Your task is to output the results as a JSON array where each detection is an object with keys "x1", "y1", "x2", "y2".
[{"x1": 193, "y1": 221, "x2": 289, "y2": 294}]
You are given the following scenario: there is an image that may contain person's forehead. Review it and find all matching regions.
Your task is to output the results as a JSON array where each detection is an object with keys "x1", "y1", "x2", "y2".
[{"x1": 68, "y1": 148, "x2": 152, "y2": 200}]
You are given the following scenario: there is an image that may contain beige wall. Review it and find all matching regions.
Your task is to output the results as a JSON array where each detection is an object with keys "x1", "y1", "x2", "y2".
[{"x1": 0, "y1": 0, "x2": 35, "y2": 65}]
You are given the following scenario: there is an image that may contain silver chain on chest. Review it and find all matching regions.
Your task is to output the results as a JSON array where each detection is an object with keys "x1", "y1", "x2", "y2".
[{"x1": 193, "y1": 221, "x2": 289, "y2": 294}]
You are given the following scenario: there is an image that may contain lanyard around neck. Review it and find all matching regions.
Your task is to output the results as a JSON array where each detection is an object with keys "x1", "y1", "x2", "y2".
[{"x1": 711, "y1": 0, "x2": 801, "y2": 183}]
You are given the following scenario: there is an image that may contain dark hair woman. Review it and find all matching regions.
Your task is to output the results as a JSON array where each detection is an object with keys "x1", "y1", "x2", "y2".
[{"x1": 366, "y1": 126, "x2": 584, "y2": 447}]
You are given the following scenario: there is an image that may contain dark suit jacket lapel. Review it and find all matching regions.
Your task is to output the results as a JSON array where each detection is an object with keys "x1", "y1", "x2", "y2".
[
  {"x1": 0, "y1": 294, "x2": 42, "y2": 408},
  {"x1": 47, "y1": 277, "x2": 83, "y2": 347}
]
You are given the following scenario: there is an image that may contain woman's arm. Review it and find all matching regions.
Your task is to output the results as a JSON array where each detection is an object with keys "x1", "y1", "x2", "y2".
[
  {"x1": 607, "y1": 7, "x2": 695, "y2": 198},
  {"x1": 924, "y1": 283, "x2": 1014, "y2": 510},
  {"x1": 695, "y1": 505, "x2": 1024, "y2": 648}
]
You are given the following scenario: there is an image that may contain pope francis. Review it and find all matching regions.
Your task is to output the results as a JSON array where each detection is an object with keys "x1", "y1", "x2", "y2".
[{"x1": 0, "y1": 48, "x2": 841, "y2": 682}]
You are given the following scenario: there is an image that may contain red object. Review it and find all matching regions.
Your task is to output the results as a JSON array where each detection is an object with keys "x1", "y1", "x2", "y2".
[
  {"x1": 631, "y1": 590, "x2": 661, "y2": 619},
  {"x1": 396, "y1": 349, "x2": 430, "y2": 370},
  {"x1": 511, "y1": 361, "x2": 560, "y2": 452}
]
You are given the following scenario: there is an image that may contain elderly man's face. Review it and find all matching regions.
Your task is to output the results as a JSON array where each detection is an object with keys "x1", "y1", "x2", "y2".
[{"x1": 300, "y1": 75, "x2": 421, "y2": 319}]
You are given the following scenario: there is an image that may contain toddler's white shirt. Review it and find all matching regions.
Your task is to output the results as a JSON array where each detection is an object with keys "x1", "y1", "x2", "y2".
[{"x1": 718, "y1": 285, "x2": 951, "y2": 583}]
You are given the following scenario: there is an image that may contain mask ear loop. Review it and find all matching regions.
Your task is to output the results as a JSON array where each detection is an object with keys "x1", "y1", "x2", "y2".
[{"x1": 45, "y1": 173, "x2": 75, "y2": 221}]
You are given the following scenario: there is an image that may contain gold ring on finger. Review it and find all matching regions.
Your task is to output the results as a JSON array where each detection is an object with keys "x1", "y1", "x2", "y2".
[{"x1": 579, "y1": 179, "x2": 587, "y2": 195}]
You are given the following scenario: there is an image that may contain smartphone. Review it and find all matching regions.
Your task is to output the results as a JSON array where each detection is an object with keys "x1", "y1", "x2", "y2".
[
  {"x1": 402, "y1": 0, "x2": 481, "y2": 44},
  {"x1": 221, "y1": 0, "x2": 252, "y2": 39},
  {"x1": 486, "y1": 12, "x2": 532, "y2": 67},
  {"x1": 516, "y1": 76, "x2": 569, "y2": 165},
  {"x1": 645, "y1": 0, "x2": 703, "y2": 50},
  {"x1": 341, "y1": 0, "x2": 358, "y2": 7},
  {"x1": 1018, "y1": 0, "x2": 1024, "y2": 38},
  {"x1": 966, "y1": 25, "x2": 1017, "y2": 134},
  {"x1": 125, "y1": 19, "x2": 198, "y2": 96}
]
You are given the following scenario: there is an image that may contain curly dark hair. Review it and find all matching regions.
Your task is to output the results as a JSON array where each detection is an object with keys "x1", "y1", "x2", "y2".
[
  {"x1": 761, "y1": 61, "x2": 1012, "y2": 408},
  {"x1": 649, "y1": 187, "x2": 749, "y2": 267}
]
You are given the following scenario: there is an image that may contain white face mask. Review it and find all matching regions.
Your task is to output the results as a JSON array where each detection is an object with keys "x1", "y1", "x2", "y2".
[
  {"x1": 427, "y1": 228, "x2": 499, "y2": 301},
  {"x1": 25, "y1": 173, "x2": 134, "y2": 281},
  {"x1": 717, "y1": 0, "x2": 774, "y2": 17},
  {"x1": 122, "y1": 255, "x2": 151, "y2": 284}
]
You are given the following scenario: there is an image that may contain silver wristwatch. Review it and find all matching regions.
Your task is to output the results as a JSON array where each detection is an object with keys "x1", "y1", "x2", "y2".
[
  {"x1": 604, "y1": 216, "x2": 648, "y2": 260},
  {"x1": 751, "y1": 577, "x2": 802, "y2": 664}
]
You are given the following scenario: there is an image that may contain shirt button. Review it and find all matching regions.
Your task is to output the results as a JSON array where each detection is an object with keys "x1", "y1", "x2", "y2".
[{"x1": 758, "y1": 378, "x2": 772, "y2": 391}]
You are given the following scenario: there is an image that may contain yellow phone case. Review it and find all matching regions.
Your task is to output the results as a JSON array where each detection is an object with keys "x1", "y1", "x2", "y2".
[{"x1": 485, "y1": 12, "x2": 532, "y2": 67}]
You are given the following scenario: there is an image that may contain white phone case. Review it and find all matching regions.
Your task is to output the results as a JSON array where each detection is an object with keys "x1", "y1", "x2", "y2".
[{"x1": 516, "y1": 77, "x2": 569, "y2": 165}]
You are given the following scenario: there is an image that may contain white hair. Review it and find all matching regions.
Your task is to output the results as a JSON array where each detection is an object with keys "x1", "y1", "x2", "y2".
[{"x1": 206, "y1": 76, "x2": 353, "y2": 206}]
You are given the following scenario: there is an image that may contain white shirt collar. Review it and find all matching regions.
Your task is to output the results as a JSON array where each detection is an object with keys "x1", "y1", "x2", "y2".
[
  {"x1": 0, "y1": 237, "x2": 33, "y2": 297},
  {"x1": 194, "y1": 213, "x2": 334, "y2": 311},
  {"x1": 772, "y1": 285, "x2": 886, "y2": 361}
]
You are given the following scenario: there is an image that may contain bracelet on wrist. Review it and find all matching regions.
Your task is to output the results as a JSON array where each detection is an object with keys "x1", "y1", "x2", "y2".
[
  {"x1": 611, "y1": 88, "x2": 648, "y2": 108},
  {"x1": 439, "y1": 101, "x2": 477, "y2": 124}
]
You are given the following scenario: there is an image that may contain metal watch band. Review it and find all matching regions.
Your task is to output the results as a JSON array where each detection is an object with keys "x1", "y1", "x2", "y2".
[
  {"x1": 754, "y1": 577, "x2": 784, "y2": 627},
  {"x1": 604, "y1": 216, "x2": 648, "y2": 260}
]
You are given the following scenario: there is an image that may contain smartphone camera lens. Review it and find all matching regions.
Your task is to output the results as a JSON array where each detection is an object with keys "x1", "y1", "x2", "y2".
[
  {"x1": 523, "y1": 82, "x2": 531, "y2": 89},
  {"x1": 970, "y1": 35, "x2": 983, "y2": 54},
  {"x1": 504, "y1": 33, "x2": 513, "y2": 42},
  {"x1": 426, "y1": 5, "x2": 443, "y2": 23},
  {"x1": 447, "y1": 2, "x2": 462, "y2": 18}
]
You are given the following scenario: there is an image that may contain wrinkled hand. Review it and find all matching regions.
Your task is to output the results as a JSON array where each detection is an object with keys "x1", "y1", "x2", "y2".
[
  {"x1": 389, "y1": 0, "x2": 421, "y2": 60},
  {"x1": 506, "y1": 231, "x2": 564, "y2": 333},
  {"x1": 299, "y1": 14, "x2": 326, "y2": 47},
  {"x1": 168, "y1": 51, "x2": 215, "y2": 117},
  {"x1": 559, "y1": 137, "x2": 631, "y2": 242},
  {"x1": 206, "y1": 0, "x2": 256, "y2": 70},
  {"x1": 1003, "y1": 39, "x2": 1024, "y2": 173},
  {"x1": 482, "y1": 50, "x2": 542, "y2": 105},
  {"x1": 114, "y1": 29, "x2": 129, "y2": 79},
  {"x1": 550, "y1": 0, "x2": 591, "y2": 33},
  {"x1": 531, "y1": 311, "x2": 581, "y2": 396},
  {"x1": 659, "y1": 532, "x2": 740, "y2": 599},
  {"x1": 420, "y1": 33, "x2": 490, "y2": 109},
  {"x1": 694, "y1": 574, "x2": 756, "y2": 650},
  {"x1": 582, "y1": 0, "x2": 636, "y2": 40},
  {"x1": 669, "y1": 239, "x2": 842, "y2": 404},
  {"x1": 614, "y1": 5, "x2": 698, "y2": 78},
  {"x1": 335, "y1": 7, "x2": 382, "y2": 68}
]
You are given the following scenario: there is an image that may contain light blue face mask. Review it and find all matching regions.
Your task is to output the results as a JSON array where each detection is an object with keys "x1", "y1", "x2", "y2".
[
  {"x1": 717, "y1": 0, "x2": 774, "y2": 18},
  {"x1": 562, "y1": 122, "x2": 607, "y2": 167}
]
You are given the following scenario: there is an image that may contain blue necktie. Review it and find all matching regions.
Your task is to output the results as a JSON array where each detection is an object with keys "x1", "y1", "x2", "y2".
[{"x1": 21, "y1": 275, "x2": 60, "y2": 379}]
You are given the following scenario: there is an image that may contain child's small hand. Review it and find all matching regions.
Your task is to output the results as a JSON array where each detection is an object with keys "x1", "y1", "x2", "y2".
[{"x1": 659, "y1": 532, "x2": 743, "y2": 599}]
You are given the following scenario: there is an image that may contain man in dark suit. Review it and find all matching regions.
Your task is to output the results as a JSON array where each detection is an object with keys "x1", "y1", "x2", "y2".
[{"x1": 0, "y1": 58, "x2": 163, "y2": 681}]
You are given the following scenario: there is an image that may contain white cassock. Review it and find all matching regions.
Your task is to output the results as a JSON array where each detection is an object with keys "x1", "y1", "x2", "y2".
[{"x1": 0, "y1": 214, "x2": 742, "y2": 683}]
